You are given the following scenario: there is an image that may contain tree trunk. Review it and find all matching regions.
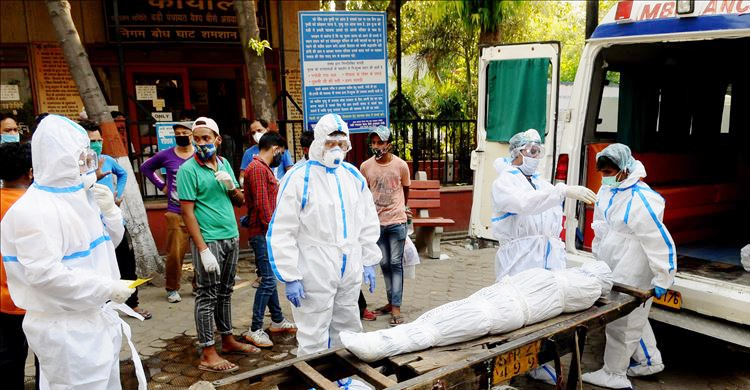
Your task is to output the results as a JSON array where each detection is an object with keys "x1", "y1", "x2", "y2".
[
  {"x1": 335, "y1": 0, "x2": 347, "y2": 11},
  {"x1": 235, "y1": 0, "x2": 277, "y2": 123},
  {"x1": 479, "y1": 29, "x2": 502, "y2": 46},
  {"x1": 46, "y1": 0, "x2": 163, "y2": 278}
]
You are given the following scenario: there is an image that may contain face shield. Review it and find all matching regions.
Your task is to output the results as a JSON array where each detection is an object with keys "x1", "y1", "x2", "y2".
[
  {"x1": 324, "y1": 134, "x2": 352, "y2": 152},
  {"x1": 517, "y1": 142, "x2": 544, "y2": 159},
  {"x1": 78, "y1": 147, "x2": 98, "y2": 174}
]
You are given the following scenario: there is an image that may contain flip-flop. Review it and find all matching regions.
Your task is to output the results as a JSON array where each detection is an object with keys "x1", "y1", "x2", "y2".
[
  {"x1": 389, "y1": 314, "x2": 404, "y2": 327},
  {"x1": 133, "y1": 307, "x2": 152, "y2": 320},
  {"x1": 198, "y1": 359, "x2": 239, "y2": 373},
  {"x1": 222, "y1": 343, "x2": 261, "y2": 355}
]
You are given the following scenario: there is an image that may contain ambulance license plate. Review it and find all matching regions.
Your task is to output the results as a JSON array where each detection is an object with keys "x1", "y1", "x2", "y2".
[
  {"x1": 653, "y1": 289, "x2": 682, "y2": 310},
  {"x1": 492, "y1": 340, "x2": 541, "y2": 384}
]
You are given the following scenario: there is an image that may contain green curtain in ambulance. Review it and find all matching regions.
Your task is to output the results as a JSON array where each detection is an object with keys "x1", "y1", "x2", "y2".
[{"x1": 485, "y1": 58, "x2": 549, "y2": 142}]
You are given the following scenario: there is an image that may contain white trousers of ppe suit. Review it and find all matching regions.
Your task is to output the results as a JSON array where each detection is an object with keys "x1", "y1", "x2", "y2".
[
  {"x1": 291, "y1": 242, "x2": 364, "y2": 356},
  {"x1": 584, "y1": 162, "x2": 675, "y2": 388}
]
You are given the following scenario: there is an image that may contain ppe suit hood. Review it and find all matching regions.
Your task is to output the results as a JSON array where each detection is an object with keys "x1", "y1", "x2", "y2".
[
  {"x1": 493, "y1": 157, "x2": 516, "y2": 174},
  {"x1": 32, "y1": 115, "x2": 91, "y2": 188},
  {"x1": 309, "y1": 113, "x2": 349, "y2": 163},
  {"x1": 616, "y1": 160, "x2": 647, "y2": 189}
]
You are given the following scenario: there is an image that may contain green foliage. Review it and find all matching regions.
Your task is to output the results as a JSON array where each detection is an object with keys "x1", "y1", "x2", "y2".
[
  {"x1": 345, "y1": 0, "x2": 615, "y2": 118},
  {"x1": 247, "y1": 38, "x2": 271, "y2": 56}
]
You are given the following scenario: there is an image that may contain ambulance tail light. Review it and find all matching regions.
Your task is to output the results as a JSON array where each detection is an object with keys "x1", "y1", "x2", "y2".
[
  {"x1": 555, "y1": 154, "x2": 569, "y2": 182},
  {"x1": 615, "y1": 0, "x2": 634, "y2": 23}
]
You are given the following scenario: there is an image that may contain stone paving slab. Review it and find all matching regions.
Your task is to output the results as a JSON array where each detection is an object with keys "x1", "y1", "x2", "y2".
[{"x1": 24, "y1": 241, "x2": 750, "y2": 389}]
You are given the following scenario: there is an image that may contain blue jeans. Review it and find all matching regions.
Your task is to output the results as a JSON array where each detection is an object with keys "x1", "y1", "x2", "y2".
[
  {"x1": 378, "y1": 223, "x2": 407, "y2": 307},
  {"x1": 250, "y1": 235, "x2": 284, "y2": 331}
]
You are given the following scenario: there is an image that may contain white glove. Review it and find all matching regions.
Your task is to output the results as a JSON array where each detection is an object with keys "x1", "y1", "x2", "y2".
[
  {"x1": 199, "y1": 248, "x2": 221, "y2": 275},
  {"x1": 214, "y1": 171, "x2": 236, "y2": 191},
  {"x1": 91, "y1": 183, "x2": 119, "y2": 216},
  {"x1": 565, "y1": 185, "x2": 597, "y2": 205},
  {"x1": 110, "y1": 280, "x2": 135, "y2": 304}
]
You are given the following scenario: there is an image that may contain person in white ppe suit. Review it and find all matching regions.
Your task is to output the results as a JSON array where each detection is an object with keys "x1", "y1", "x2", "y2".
[
  {"x1": 582, "y1": 143, "x2": 676, "y2": 389},
  {"x1": 267, "y1": 113, "x2": 382, "y2": 357},
  {"x1": 0, "y1": 114, "x2": 146, "y2": 390},
  {"x1": 491, "y1": 128, "x2": 596, "y2": 384}
]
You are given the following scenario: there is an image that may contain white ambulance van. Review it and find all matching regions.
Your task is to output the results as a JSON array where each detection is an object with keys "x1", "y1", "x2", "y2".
[{"x1": 470, "y1": 0, "x2": 750, "y2": 347}]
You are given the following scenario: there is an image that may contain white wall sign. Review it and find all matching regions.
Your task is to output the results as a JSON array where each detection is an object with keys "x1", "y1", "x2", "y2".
[
  {"x1": 136, "y1": 85, "x2": 157, "y2": 100},
  {"x1": 151, "y1": 112, "x2": 173, "y2": 121},
  {"x1": 0, "y1": 85, "x2": 20, "y2": 101}
]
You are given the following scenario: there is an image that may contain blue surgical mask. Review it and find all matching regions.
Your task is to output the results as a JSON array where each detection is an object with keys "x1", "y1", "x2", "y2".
[
  {"x1": 601, "y1": 175, "x2": 621, "y2": 188},
  {"x1": 1, "y1": 133, "x2": 20, "y2": 143},
  {"x1": 194, "y1": 142, "x2": 216, "y2": 161}
]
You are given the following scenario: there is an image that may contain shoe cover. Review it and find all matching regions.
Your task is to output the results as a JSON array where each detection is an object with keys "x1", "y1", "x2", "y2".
[
  {"x1": 340, "y1": 330, "x2": 387, "y2": 362},
  {"x1": 527, "y1": 363, "x2": 557, "y2": 385},
  {"x1": 627, "y1": 362, "x2": 664, "y2": 377},
  {"x1": 582, "y1": 368, "x2": 633, "y2": 389}
]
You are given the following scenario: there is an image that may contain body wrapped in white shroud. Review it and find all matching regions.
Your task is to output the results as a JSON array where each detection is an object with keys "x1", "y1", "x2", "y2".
[{"x1": 340, "y1": 262, "x2": 613, "y2": 362}]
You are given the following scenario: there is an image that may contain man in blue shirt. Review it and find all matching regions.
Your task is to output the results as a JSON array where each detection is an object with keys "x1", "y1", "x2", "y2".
[
  {"x1": 239, "y1": 119, "x2": 293, "y2": 187},
  {"x1": 80, "y1": 120, "x2": 151, "y2": 319}
]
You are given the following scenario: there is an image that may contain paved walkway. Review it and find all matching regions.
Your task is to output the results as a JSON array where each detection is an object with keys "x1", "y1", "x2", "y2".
[{"x1": 24, "y1": 241, "x2": 750, "y2": 389}]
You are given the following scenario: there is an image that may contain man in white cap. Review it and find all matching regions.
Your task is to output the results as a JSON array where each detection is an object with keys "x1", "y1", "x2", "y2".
[
  {"x1": 267, "y1": 113, "x2": 382, "y2": 356},
  {"x1": 177, "y1": 116, "x2": 255, "y2": 373}
]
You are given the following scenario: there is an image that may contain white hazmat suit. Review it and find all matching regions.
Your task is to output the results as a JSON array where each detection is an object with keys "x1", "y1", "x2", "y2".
[
  {"x1": 340, "y1": 261, "x2": 614, "y2": 362},
  {"x1": 267, "y1": 113, "x2": 382, "y2": 356},
  {"x1": 582, "y1": 144, "x2": 676, "y2": 389},
  {"x1": 0, "y1": 115, "x2": 146, "y2": 390},
  {"x1": 491, "y1": 156, "x2": 567, "y2": 279}
]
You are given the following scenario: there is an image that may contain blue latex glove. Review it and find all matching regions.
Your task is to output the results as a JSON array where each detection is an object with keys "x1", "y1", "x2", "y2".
[
  {"x1": 286, "y1": 280, "x2": 305, "y2": 307},
  {"x1": 363, "y1": 265, "x2": 377, "y2": 293},
  {"x1": 654, "y1": 287, "x2": 667, "y2": 299}
]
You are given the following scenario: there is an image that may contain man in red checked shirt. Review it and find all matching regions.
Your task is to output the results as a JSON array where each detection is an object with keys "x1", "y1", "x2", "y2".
[{"x1": 243, "y1": 131, "x2": 297, "y2": 348}]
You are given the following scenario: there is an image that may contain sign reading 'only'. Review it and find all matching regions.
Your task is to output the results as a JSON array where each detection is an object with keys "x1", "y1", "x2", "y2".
[{"x1": 299, "y1": 12, "x2": 389, "y2": 133}]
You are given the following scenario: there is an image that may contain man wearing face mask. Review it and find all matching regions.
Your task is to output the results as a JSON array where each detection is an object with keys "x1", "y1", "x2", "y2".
[
  {"x1": 177, "y1": 117, "x2": 253, "y2": 373},
  {"x1": 267, "y1": 113, "x2": 382, "y2": 356},
  {"x1": 582, "y1": 143, "x2": 675, "y2": 389},
  {"x1": 1, "y1": 115, "x2": 146, "y2": 389},
  {"x1": 360, "y1": 126, "x2": 411, "y2": 326},
  {"x1": 243, "y1": 131, "x2": 297, "y2": 348},
  {"x1": 491, "y1": 128, "x2": 596, "y2": 384},
  {"x1": 140, "y1": 122, "x2": 195, "y2": 303},
  {"x1": 0, "y1": 115, "x2": 21, "y2": 143},
  {"x1": 239, "y1": 119, "x2": 294, "y2": 187}
]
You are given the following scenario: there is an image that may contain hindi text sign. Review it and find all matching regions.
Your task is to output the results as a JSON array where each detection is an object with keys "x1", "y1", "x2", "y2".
[{"x1": 299, "y1": 12, "x2": 389, "y2": 133}]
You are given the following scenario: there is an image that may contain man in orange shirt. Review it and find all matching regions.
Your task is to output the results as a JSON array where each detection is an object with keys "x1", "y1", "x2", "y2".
[{"x1": 0, "y1": 141, "x2": 33, "y2": 389}]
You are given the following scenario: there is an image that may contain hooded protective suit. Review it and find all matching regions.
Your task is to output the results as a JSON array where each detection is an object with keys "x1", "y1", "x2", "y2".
[
  {"x1": 491, "y1": 156, "x2": 567, "y2": 280},
  {"x1": 267, "y1": 113, "x2": 381, "y2": 356},
  {"x1": 582, "y1": 150, "x2": 676, "y2": 389},
  {"x1": 0, "y1": 115, "x2": 145, "y2": 390}
]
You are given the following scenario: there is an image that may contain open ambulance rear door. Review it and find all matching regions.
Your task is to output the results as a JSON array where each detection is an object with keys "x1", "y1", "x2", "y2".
[{"x1": 470, "y1": 42, "x2": 561, "y2": 241}]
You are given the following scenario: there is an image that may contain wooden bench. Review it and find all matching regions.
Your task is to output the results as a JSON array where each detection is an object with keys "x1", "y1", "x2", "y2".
[{"x1": 408, "y1": 172, "x2": 455, "y2": 259}]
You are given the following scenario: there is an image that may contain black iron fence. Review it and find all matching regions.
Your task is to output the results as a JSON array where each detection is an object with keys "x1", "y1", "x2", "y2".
[{"x1": 279, "y1": 118, "x2": 476, "y2": 185}]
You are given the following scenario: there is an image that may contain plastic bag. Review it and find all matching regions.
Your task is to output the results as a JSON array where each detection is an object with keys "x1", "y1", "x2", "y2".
[{"x1": 403, "y1": 237, "x2": 419, "y2": 279}]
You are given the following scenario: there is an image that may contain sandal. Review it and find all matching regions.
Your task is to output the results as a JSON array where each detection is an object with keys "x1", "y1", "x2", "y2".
[
  {"x1": 198, "y1": 359, "x2": 239, "y2": 373},
  {"x1": 372, "y1": 304, "x2": 392, "y2": 315},
  {"x1": 222, "y1": 342, "x2": 261, "y2": 355},
  {"x1": 133, "y1": 307, "x2": 152, "y2": 320},
  {"x1": 389, "y1": 314, "x2": 404, "y2": 327}
]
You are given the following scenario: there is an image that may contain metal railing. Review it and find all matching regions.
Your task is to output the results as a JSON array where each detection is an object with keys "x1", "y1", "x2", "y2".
[{"x1": 279, "y1": 118, "x2": 476, "y2": 185}]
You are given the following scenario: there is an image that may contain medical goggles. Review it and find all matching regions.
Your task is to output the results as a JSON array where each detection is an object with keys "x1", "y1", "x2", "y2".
[
  {"x1": 324, "y1": 134, "x2": 352, "y2": 152},
  {"x1": 78, "y1": 147, "x2": 98, "y2": 174},
  {"x1": 519, "y1": 142, "x2": 544, "y2": 158}
]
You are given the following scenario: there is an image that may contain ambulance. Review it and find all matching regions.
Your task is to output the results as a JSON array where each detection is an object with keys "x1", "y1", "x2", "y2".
[{"x1": 470, "y1": 0, "x2": 750, "y2": 347}]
